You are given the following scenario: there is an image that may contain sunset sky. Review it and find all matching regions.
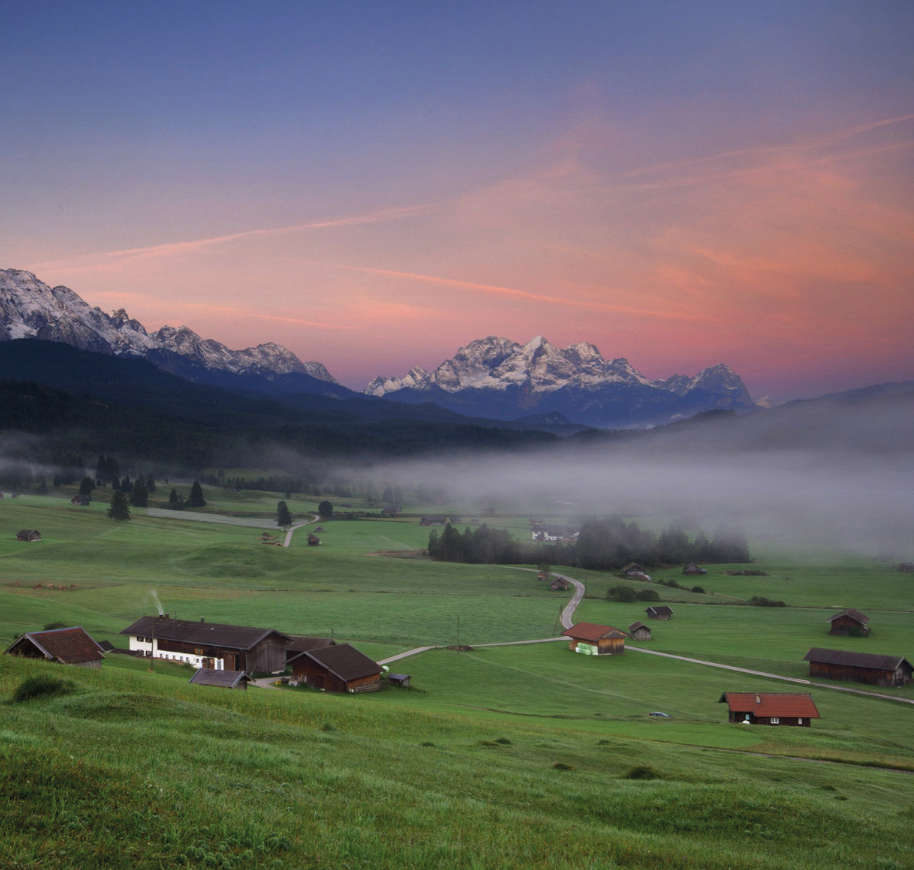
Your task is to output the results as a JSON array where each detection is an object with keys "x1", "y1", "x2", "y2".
[{"x1": 2, "y1": 1, "x2": 912, "y2": 401}]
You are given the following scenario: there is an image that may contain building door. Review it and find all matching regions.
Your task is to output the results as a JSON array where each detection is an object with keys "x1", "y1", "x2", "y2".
[{"x1": 202, "y1": 658, "x2": 214, "y2": 669}]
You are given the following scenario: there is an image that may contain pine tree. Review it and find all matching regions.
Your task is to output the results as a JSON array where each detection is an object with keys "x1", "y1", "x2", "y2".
[
  {"x1": 188, "y1": 480, "x2": 206, "y2": 508},
  {"x1": 79, "y1": 476, "x2": 95, "y2": 496},
  {"x1": 168, "y1": 489, "x2": 184, "y2": 510},
  {"x1": 108, "y1": 490, "x2": 131, "y2": 521},
  {"x1": 131, "y1": 479, "x2": 148, "y2": 507},
  {"x1": 318, "y1": 500, "x2": 333, "y2": 518},
  {"x1": 277, "y1": 501, "x2": 293, "y2": 527}
]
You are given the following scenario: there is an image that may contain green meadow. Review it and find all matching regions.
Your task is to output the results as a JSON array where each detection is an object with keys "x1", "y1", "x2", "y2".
[{"x1": 1, "y1": 491, "x2": 913, "y2": 868}]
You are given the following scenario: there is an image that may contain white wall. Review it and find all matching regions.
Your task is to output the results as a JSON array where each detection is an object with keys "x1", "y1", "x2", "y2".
[{"x1": 127, "y1": 636, "x2": 223, "y2": 669}]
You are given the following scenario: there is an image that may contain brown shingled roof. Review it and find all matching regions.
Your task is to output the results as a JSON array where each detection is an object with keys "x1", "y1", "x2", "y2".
[
  {"x1": 826, "y1": 609, "x2": 869, "y2": 624},
  {"x1": 189, "y1": 669, "x2": 249, "y2": 689},
  {"x1": 804, "y1": 648, "x2": 911, "y2": 671},
  {"x1": 120, "y1": 616, "x2": 289, "y2": 651},
  {"x1": 5, "y1": 626, "x2": 104, "y2": 664},
  {"x1": 288, "y1": 643, "x2": 380, "y2": 682},
  {"x1": 285, "y1": 636, "x2": 336, "y2": 654},
  {"x1": 562, "y1": 622, "x2": 627, "y2": 642},
  {"x1": 719, "y1": 692, "x2": 820, "y2": 718}
]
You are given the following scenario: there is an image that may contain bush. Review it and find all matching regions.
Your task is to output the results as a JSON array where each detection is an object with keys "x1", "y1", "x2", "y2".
[
  {"x1": 635, "y1": 589, "x2": 660, "y2": 601},
  {"x1": 691, "y1": 586, "x2": 706, "y2": 594},
  {"x1": 13, "y1": 675, "x2": 74, "y2": 703},
  {"x1": 607, "y1": 584, "x2": 637, "y2": 602},
  {"x1": 42, "y1": 622, "x2": 68, "y2": 630},
  {"x1": 625, "y1": 765, "x2": 660, "y2": 780},
  {"x1": 749, "y1": 596, "x2": 786, "y2": 607}
]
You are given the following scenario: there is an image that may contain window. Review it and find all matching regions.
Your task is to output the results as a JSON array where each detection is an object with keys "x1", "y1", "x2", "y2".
[
  {"x1": 770, "y1": 717, "x2": 780, "y2": 725},
  {"x1": 798, "y1": 718, "x2": 803, "y2": 725}
]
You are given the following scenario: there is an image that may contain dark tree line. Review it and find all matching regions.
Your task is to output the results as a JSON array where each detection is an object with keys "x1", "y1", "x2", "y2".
[{"x1": 428, "y1": 517, "x2": 750, "y2": 569}]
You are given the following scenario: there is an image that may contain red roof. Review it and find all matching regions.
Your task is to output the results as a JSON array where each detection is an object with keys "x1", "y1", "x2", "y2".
[
  {"x1": 6, "y1": 626, "x2": 105, "y2": 664},
  {"x1": 562, "y1": 622, "x2": 627, "y2": 642},
  {"x1": 720, "y1": 693, "x2": 820, "y2": 718}
]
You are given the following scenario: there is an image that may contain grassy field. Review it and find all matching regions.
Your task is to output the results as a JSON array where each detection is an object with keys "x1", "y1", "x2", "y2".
[{"x1": 1, "y1": 492, "x2": 913, "y2": 868}]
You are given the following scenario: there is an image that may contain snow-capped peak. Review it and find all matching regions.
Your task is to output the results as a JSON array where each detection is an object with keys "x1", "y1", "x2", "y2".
[{"x1": 0, "y1": 268, "x2": 337, "y2": 382}]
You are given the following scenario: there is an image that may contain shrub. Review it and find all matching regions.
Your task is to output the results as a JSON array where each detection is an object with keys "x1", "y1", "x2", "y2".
[
  {"x1": 42, "y1": 622, "x2": 68, "y2": 631},
  {"x1": 553, "y1": 762, "x2": 574, "y2": 770},
  {"x1": 607, "y1": 584, "x2": 636, "y2": 602},
  {"x1": 749, "y1": 596, "x2": 786, "y2": 607},
  {"x1": 691, "y1": 585, "x2": 706, "y2": 594},
  {"x1": 625, "y1": 765, "x2": 660, "y2": 780},
  {"x1": 636, "y1": 589, "x2": 660, "y2": 601},
  {"x1": 13, "y1": 675, "x2": 74, "y2": 703}
]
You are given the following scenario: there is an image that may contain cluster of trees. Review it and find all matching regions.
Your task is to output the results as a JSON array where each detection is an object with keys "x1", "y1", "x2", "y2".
[
  {"x1": 428, "y1": 516, "x2": 751, "y2": 569},
  {"x1": 427, "y1": 524, "x2": 524, "y2": 564},
  {"x1": 167, "y1": 481, "x2": 206, "y2": 510}
]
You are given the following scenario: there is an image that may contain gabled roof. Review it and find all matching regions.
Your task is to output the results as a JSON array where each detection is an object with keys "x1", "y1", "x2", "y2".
[
  {"x1": 5, "y1": 626, "x2": 104, "y2": 664},
  {"x1": 285, "y1": 636, "x2": 335, "y2": 654},
  {"x1": 189, "y1": 669, "x2": 249, "y2": 688},
  {"x1": 562, "y1": 622, "x2": 627, "y2": 642},
  {"x1": 628, "y1": 621, "x2": 650, "y2": 632},
  {"x1": 289, "y1": 643, "x2": 380, "y2": 682},
  {"x1": 804, "y1": 648, "x2": 912, "y2": 671},
  {"x1": 646, "y1": 605, "x2": 673, "y2": 617},
  {"x1": 120, "y1": 616, "x2": 289, "y2": 651},
  {"x1": 827, "y1": 609, "x2": 869, "y2": 624},
  {"x1": 719, "y1": 692, "x2": 820, "y2": 718}
]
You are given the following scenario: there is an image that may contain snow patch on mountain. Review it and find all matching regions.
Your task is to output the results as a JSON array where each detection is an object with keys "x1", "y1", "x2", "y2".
[{"x1": 0, "y1": 268, "x2": 336, "y2": 382}]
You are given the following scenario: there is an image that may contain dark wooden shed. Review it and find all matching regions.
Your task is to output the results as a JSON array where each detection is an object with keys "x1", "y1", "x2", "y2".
[
  {"x1": 5, "y1": 626, "x2": 105, "y2": 668},
  {"x1": 289, "y1": 643, "x2": 382, "y2": 693},
  {"x1": 628, "y1": 621, "x2": 652, "y2": 641},
  {"x1": 562, "y1": 622, "x2": 626, "y2": 655},
  {"x1": 16, "y1": 529, "x2": 41, "y2": 542},
  {"x1": 719, "y1": 692, "x2": 819, "y2": 726},
  {"x1": 827, "y1": 609, "x2": 869, "y2": 636},
  {"x1": 803, "y1": 648, "x2": 912, "y2": 686},
  {"x1": 646, "y1": 605, "x2": 673, "y2": 620},
  {"x1": 189, "y1": 669, "x2": 249, "y2": 689}
]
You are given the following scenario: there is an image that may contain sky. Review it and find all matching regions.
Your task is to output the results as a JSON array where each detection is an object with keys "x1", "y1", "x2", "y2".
[{"x1": 1, "y1": 1, "x2": 912, "y2": 400}]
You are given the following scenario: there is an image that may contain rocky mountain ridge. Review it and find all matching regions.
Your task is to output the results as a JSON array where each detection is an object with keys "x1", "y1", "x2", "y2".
[{"x1": 0, "y1": 268, "x2": 335, "y2": 382}]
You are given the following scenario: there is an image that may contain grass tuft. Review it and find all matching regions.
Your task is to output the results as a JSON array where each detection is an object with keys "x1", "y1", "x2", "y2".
[{"x1": 12, "y1": 675, "x2": 74, "y2": 703}]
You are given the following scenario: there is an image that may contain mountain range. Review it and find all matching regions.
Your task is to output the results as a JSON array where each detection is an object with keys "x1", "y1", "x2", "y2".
[
  {"x1": 365, "y1": 336, "x2": 754, "y2": 427},
  {"x1": 1, "y1": 268, "x2": 753, "y2": 427}
]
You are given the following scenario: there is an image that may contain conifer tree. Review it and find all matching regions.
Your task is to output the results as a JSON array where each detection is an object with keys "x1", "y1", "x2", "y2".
[
  {"x1": 108, "y1": 490, "x2": 131, "y2": 521},
  {"x1": 188, "y1": 480, "x2": 206, "y2": 508}
]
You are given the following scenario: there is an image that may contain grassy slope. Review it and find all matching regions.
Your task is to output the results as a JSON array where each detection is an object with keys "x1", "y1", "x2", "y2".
[{"x1": 1, "y1": 493, "x2": 913, "y2": 868}]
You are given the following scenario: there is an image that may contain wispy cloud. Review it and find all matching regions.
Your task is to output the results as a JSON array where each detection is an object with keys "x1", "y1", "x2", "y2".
[
  {"x1": 31, "y1": 203, "x2": 432, "y2": 271},
  {"x1": 336, "y1": 264, "x2": 710, "y2": 323}
]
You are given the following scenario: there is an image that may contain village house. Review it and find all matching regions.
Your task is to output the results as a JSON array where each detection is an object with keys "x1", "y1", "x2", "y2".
[
  {"x1": 284, "y1": 635, "x2": 336, "y2": 665},
  {"x1": 307, "y1": 533, "x2": 320, "y2": 546},
  {"x1": 562, "y1": 622, "x2": 627, "y2": 655},
  {"x1": 827, "y1": 609, "x2": 869, "y2": 636},
  {"x1": 5, "y1": 626, "x2": 105, "y2": 668},
  {"x1": 803, "y1": 648, "x2": 913, "y2": 687},
  {"x1": 16, "y1": 529, "x2": 41, "y2": 542},
  {"x1": 288, "y1": 643, "x2": 382, "y2": 693},
  {"x1": 620, "y1": 562, "x2": 652, "y2": 581},
  {"x1": 628, "y1": 621, "x2": 652, "y2": 641},
  {"x1": 719, "y1": 692, "x2": 820, "y2": 726},
  {"x1": 189, "y1": 669, "x2": 250, "y2": 690},
  {"x1": 646, "y1": 605, "x2": 674, "y2": 620},
  {"x1": 682, "y1": 563, "x2": 707, "y2": 575},
  {"x1": 120, "y1": 615, "x2": 290, "y2": 673}
]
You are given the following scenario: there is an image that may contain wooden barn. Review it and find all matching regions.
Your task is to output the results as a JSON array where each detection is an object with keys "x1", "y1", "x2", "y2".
[
  {"x1": 5, "y1": 626, "x2": 105, "y2": 668},
  {"x1": 646, "y1": 605, "x2": 673, "y2": 620},
  {"x1": 803, "y1": 648, "x2": 913, "y2": 687},
  {"x1": 719, "y1": 692, "x2": 819, "y2": 726},
  {"x1": 120, "y1": 616, "x2": 290, "y2": 674},
  {"x1": 562, "y1": 622, "x2": 626, "y2": 655},
  {"x1": 16, "y1": 529, "x2": 41, "y2": 542},
  {"x1": 189, "y1": 669, "x2": 250, "y2": 690},
  {"x1": 628, "y1": 621, "x2": 652, "y2": 641},
  {"x1": 284, "y1": 635, "x2": 336, "y2": 665},
  {"x1": 288, "y1": 643, "x2": 382, "y2": 693},
  {"x1": 827, "y1": 609, "x2": 869, "y2": 636}
]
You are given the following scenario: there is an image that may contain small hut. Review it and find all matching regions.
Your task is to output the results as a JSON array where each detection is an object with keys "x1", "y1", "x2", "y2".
[
  {"x1": 562, "y1": 622, "x2": 627, "y2": 656},
  {"x1": 5, "y1": 626, "x2": 105, "y2": 668},
  {"x1": 628, "y1": 621, "x2": 652, "y2": 641},
  {"x1": 70, "y1": 494, "x2": 90, "y2": 506},
  {"x1": 307, "y1": 533, "x2": 320, "y2": 546},
  {"x1": 16, "y1": 529, "x2": 41, "y2": 542},
  {"x1": 388, "y1": 673, "x2": 411, "y2": 688},
  {"x1": 646, "y1": 605, "x2": 673, "y2": 620},
  {"x1": 289, "y1": 643, "x2": 382, "y2": 693},
  {"x1": 189, "y1": 669, "x2": 250, "y2": 690},
  {"x1": 550, "y1": 577, "x2": 570, "y2": 591},
  {"x1": 827, "y1": 609, "x2": 869, "y2": 636},
  {"x1": 682, "y1": 563, "x2": 707, "y2": 576}
]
